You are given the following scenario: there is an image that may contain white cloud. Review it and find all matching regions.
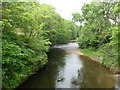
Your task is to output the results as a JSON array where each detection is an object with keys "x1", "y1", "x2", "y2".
[{"x1": 38, "y1": 0, "x2": 92, "y2": 20}]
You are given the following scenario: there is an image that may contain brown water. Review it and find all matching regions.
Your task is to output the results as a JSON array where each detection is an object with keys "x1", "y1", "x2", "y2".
[{"x1": 18, "y1": 42, "x2": 117, "y2": 88}]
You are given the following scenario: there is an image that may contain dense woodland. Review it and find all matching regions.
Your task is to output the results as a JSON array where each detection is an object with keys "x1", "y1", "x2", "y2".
[
  {"x1": 2, "y1": 2, "x2": 77, "y2": 88},
  {"x1": 2, "y1": 1, "x2": 119, "y2": 89},
  {"x1": 72, "y1": 2, "x2": 119, "y2": 71}
]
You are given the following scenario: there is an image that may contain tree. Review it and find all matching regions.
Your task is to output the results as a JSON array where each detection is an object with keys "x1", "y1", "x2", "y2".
[
  {"x1": 72, "y1": 1, "x2": 120, "y2": 71},
  {"x1": 2, "y1": 2, "x2": 78, "y2": 88}
]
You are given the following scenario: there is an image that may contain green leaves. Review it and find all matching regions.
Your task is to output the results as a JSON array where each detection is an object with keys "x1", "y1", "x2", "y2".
[
  {"x1": 72, "y1": 13, "x2": 83, "y2": 23},
  {"x1": 74, "y1": 1, "x2": 119, "y2": 71},
  {"x1": 2, "y1": 2, "x2": 50, "y2": 88},
  {"x1": 73, "y1": 2, "x2": 117, "y2": 48},
  {"x1": 2, "y1": 2, "x2": 78, "y2": 88}
]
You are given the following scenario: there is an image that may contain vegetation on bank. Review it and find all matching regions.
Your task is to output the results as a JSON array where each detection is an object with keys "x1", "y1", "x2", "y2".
[
  {"x1": 2, "y1": 1, "x2": 120, "y2": 89},
  {"x1": 72, "y1": 2, "x2": 120, "y2": 73},
  {"x1": 2, "y1": 2, "x2": 77, "y2": 88},
  {"x1": 80, "y1": 48, "x2": 101, "y2": 57}
]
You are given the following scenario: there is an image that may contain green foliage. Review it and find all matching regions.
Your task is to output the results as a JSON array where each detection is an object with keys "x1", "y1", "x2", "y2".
[
  {"x1": 80, "y1": 47, "x2": 101, "y2": 57},
  {"x1": 2, "y1": 2, "x2": 77, "y2": 88},
  {"x1": 73, "y1": 2, "x2": 119, "y2": 71},
  {"x1": 2, "y1": 2, "x2": 49, "y2": 88},
  {"x1": 100, "y1": 24, "x2": 119, "y2": 70},
  {"x1": 40, "y1": 6, "x2": 78, "y2": 44}
]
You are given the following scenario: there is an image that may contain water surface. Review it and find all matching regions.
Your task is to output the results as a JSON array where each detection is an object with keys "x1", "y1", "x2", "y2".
[{"x1": 18, "y1": 42, "x2": 116, "y2": 88}]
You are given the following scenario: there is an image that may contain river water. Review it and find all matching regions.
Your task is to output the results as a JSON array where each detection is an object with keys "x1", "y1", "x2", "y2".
[{"x1": 18, "y1": 42, "x2": 117, "y2": 88}]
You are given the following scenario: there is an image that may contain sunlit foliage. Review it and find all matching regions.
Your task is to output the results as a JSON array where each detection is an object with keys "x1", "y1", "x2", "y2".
[
  {"x1": 2, "y1": 2, "x2": 77, "y2": 88},
  {"x1": 72, "y1": 2, "x2": 119, "y2": 71}
]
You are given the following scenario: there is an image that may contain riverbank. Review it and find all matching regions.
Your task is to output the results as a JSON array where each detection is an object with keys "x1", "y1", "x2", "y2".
[
  {"x1": 66, "y1": 48, "x2": 101, "y2": 62},
  {"x1": 78, "y1": 49, "x2": 120, "y2": 75},
  {"x1": 17, "y1": 42, "x2": 117, "y2": 88},
  {"x1": 62, "y1": 42, "x2": 119, "y2": 75},
  {"x1": 76, "y1": 49, "x2": 119, "y2": 88}
]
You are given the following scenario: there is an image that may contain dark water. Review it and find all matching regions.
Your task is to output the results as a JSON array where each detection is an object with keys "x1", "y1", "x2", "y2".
[{"x1": 18, "y1": 42, "x2": 117, "y2": 88}]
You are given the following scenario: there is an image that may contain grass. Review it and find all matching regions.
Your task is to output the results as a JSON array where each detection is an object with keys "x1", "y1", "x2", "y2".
[
  {"x1": 80, "y1": 47, "x2": 101, "y2": 57},
  {"x1": 80, "y1": 47, "x2": 119, "y2": 73}
]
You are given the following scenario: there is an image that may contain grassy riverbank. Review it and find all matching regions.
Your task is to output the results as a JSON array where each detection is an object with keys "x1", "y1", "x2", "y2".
[
  {"x1": 80, "y1": 47, "x2": 119, "y2": 74},
  {"x1": 80, "y1": 48, "x2": 101, "y2": 57}
]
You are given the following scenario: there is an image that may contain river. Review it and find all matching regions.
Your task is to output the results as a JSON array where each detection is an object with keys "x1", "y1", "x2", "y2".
[{"x1": 18, "y1": 42, "x2": 117, "y2": 88}]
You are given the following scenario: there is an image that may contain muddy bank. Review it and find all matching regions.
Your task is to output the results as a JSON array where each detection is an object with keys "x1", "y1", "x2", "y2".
[
  {"x1": 65, "y1": 48, "x2": 100, "y2": 62},
  {"x1": 62, "y1": 44, "x2": 117, "y2": 74},
  {"x1": 75, "y1": 50, "x2": 119, "y2": 88},
  {"x1": 74, "y1": 50, "x2": 119, "y2": 87},
  {"x1": 78, "y1": 51, "x2": 119, "y2": 74}
]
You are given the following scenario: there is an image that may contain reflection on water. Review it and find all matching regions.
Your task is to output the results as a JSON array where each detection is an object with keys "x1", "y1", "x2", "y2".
[
  {"x1": 53, "y1": 43, "x2": 79, "y2": 50},
  {"x1": 56, "y1": 54, "x2": 83, "y2": 88},
  {"x1": 18, "y1": 42, "x2": 116, "y2": 88}
]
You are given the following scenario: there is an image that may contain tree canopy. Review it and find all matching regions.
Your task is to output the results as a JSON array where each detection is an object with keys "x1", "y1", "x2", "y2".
[
  {"x1": 2, "y1": 2, "x2": 77, "y2": 88},
  {"x1": 72, "y1": 1, "x2": 119, "y2": 71}
]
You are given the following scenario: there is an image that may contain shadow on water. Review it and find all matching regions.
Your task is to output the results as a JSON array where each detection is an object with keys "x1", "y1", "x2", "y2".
[
  {"x1": 18, "y1": 48, "x2": 67, "y2": 88},
  {"x1": 18, "y1": 43, "x2": 116, "y2": 88}
]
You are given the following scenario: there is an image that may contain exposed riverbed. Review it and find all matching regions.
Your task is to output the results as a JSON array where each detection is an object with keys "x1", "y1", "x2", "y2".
[{"x1": 18, "y1": 42, "x2": 117, "y2": 88}]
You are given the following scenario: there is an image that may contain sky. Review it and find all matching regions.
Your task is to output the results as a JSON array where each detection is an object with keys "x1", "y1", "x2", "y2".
[{"x1": 38, "y1": 0, "x2": 92, "y2": 20}]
